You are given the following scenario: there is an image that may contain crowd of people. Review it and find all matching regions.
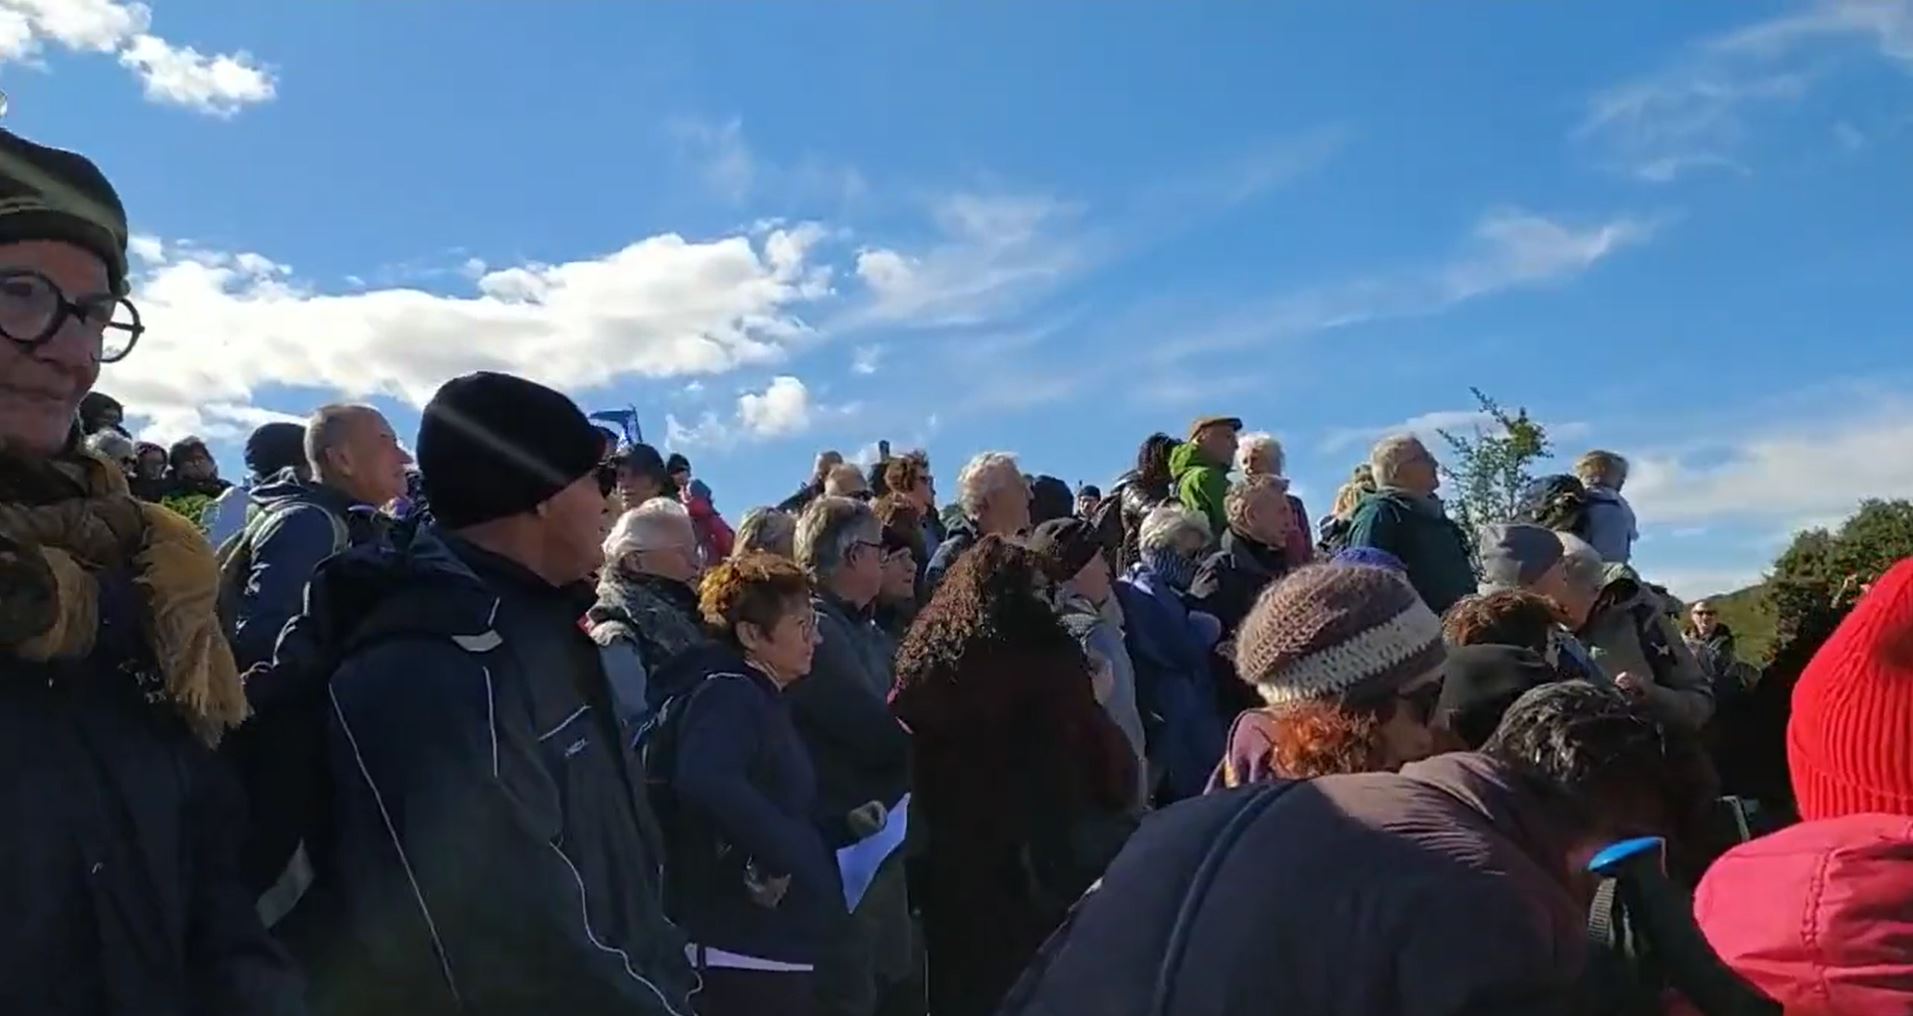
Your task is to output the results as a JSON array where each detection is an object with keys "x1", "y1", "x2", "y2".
[{"x1": 5, "y1": 127, "x2": 1911, "y2": 1016}]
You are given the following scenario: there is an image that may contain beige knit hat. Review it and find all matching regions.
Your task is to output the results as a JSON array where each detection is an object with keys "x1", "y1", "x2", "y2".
[{"x1": 1236, "y1": 564, "x2": 1446, "y2": 706}]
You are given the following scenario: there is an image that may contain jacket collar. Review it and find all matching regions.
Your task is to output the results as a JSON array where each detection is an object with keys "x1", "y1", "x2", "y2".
[
  {"x1": 1400, "y1": 753, "x2": 1580, "y2": 894},
  {"x1": 1222, "y1": 527, "x2": 1286, "y2": 574}
]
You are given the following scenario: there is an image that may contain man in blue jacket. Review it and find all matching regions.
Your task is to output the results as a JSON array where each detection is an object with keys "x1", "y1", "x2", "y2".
[
  {"x1": 302, "y1": 373, "x2": 697, "y2": 1015},
  {"x1": 229, "y1": 404, "x2": 410, "y2": 669}
]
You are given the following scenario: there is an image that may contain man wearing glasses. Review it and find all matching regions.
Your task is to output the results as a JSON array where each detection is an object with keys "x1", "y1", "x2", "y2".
[{"x1": 0, "y1": 130, "x2": 302, "y2": 1011}]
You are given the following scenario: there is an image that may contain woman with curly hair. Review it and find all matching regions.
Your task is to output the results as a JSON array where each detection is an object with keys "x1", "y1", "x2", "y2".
[
  {"x1": 648, "y1": 552, "x2": 842, "y2": 1015},
  {"x1": 1211, "y1": 564, "x2": 1447, "y2": 789},
  {"x1": 892, "y1": 534, "x2": 1138, "y2": 1016}
]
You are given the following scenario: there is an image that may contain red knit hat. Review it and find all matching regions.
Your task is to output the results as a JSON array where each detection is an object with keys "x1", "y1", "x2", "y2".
[{"x1": 1788, "y1": 557, "x2": 1913, "y2": 822}]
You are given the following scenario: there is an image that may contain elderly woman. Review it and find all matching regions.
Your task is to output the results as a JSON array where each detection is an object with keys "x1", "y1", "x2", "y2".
[
  {"x1": 1211, "y1": 564, "x2": 1447, "y2": 789},
  {"x1": 646, "y1": 551, "x2": 841, "y2": 1016},
  {"x1": 872, "y1": 493, "x2": 926, "y2": 638},
  {"x1": 893, "y1": 535, "x2": 1137, "y2": 1016},
  {"x1": 1116, "y1": 503, "x2": 1227, "y2": 803},
  {"x1": 1234, "y1": 431, "x2": 1314, "y2": 566},
  {"x1": 589, "y1": 498, "x2": 711, "y2": 699}
]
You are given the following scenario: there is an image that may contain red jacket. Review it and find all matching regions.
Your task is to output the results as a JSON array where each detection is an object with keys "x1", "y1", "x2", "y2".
[
  {"x1": 1694, "y1": 813, "x2": 1913, "y2": 1015},
  {"x1": 681, "y1": 490, "x2": 734, "y2": 563}
]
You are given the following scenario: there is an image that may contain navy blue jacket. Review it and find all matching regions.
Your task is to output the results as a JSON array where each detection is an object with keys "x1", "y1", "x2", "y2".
[
  {"x1": 1115, "y1": 565, "x2": 1227, "y2": 803},
  {"x1": 0, "y1": 565, "x2": 303, "y2": 1015},
  {"x1": 923, "y1": 518, "x2": 979, "y2": 596},
  {"x1": 231, "y1": 471, "x2": 377, "y2": 670},
  {"x1": 302, "y1": 526, "x2": 695, "y2": 1016},
  {"x1": 654, "y1": 643, "x2": 844, "y2": 964}
]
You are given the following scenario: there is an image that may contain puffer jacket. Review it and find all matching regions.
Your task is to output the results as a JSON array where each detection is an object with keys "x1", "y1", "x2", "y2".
[
  {"x1": 1110, "y1": 470, "x2": 1171, "y2": 569},
  {"x1": 1695, "y1": 813, "x2": 1913, "y2": 1015},
  {"x1": 1579, "y1": 567, "x2": 1714, "y2": 731}
]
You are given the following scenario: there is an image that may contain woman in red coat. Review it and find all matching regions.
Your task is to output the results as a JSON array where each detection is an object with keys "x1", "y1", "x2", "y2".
[{"x1": 891, "y1": 535, "x2": 1138, "y2": 1016}]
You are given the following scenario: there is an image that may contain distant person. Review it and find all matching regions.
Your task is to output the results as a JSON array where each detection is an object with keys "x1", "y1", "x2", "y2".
[
  {"x1": 1110, "y1": 433, "x2": 1177, "y2": 569},
  {"x1": 1032, "y1": 517, "x2": 1148, "y2": 804},
  {"x1": 780, "y1": 449, "x2": 845, "y2": 513},
  {"x1": 1316, "y1": 462, "x2": 1377, "y2": 554},
  {"x1": 1190, "y1": 474, "x2": 1298, "y2": 636},
  {"x1": 669, "y1": 453, "x2": 734, "y2": 564},
  {"x1": 130, "y1": 440, "x2": 170, "y2": 501},
  {"x1": 883, "y1": 449, "x2": 942, "y2": 565},
  {"x1": 78, "y1": 389, "x2": 125, "y2": 435},
  {"x1": 1575, "y1": 450, "x2": 1639, "y2": 565},
  {"x1": 1117, "y1": 504, "x2": 1225, "y2": 803},
  {"x1": 167, "y1": 435, "x2": 231, "y2": 499},
  {"x1": 1029, "y1": 474, "x2": 1074, "y2": 526},
  {"x1": 84, "y1": 425, "x2": 138, "y2": 476},
  {"x1": 1344, "y1": 435, "x2": 1474, "y2": 613},
  {"x1": 823, "y1": 461, "x2": 872, "y2": 500},
  {"x1": 1234, "y1": 431, "x2": 1313, "y2": 566},
  {"x1": 1074, "y1": 483, "x2": 1102, "y2": 520},
  {"x1": 733, "y1": 506, "x2": 797, "y2": 560},
  {"x1": 924, "y1": 451, "x2": 1030, "y2": 593},
  {"x1": 205, "y1": 420, "x2": 307, "y2": 549},
  {"x1": 1171, "y1": 415, "x2": 1240, "y2": 541},
  {"x1": 617, "y1": 441, "x2": 673, "y2": 507},
  {"x1": 592, "y1": 498, "x2": 713, "y2": 687}
]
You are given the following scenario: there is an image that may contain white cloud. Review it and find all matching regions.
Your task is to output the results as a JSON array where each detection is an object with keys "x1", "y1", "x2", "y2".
[
  {"x1": 1158, "y1": 208, "x2": 1655, "y2": 363},
  {"x1": 664, "y1": 375, "x2": 841, "y2": 450},
  {"x1": 1321, "y1": 409, "x2": 1493, "y2": 456},
  {"x1": 0, "y1": 0, "x2": 276, "y2": 115},
  {"x1": 1624, "y1": 401, "x2": 1913, "y2": 526},
  {"x1": 850, "y1": 344, "x2": 882, "y2": 375},
  {"x1": 1577, "y1": 0, "x2": 1913, "y2": 181},
  {"x1": 108, "y1": 225, "x2": 834, "y2": 442},
  {"x1": 849, "y1": 191, "x2": 1086, "y2": 329},
  {"x1": 126, "y1": 233, "x2": 164, "y2": 264}
]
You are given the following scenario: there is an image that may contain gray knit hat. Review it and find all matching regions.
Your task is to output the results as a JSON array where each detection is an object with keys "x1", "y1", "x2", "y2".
[
  {"x1": 1477, "y1": 523, "x2": 1566, "y2": 592},
  {"x1": 1236, "y1": 564, "x2": 1446, "y2": 706}
]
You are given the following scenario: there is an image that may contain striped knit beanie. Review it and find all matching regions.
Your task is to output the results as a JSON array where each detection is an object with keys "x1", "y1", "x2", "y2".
[
  {"x1": 1236, "y1": 563, "x2": 1446, "y2": 706},
  {"x1": 0, "y1": 129, "x2": 129, "y2": 294},
  {"x1": 1788, "y1": 557, "x2": 1913, "y2": 821}
]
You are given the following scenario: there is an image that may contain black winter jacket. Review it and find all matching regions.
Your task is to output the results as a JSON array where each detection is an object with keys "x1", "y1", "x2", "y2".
[
  {"x1": 788, "y1": 592, "x2": 911, "y2": 833},
  {"x1": 301, "y1": 526, "x2": 696, "y2": 1016},
  {"x1": 1189, "y1": 528, "x2": 1292, "y2": 637},
  {"x1": 0, "y1": 566, "x2": 303, "y2": 1015}
]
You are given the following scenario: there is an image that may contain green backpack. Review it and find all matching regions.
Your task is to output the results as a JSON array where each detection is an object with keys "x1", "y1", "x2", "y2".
[{"x1": 215, "y1": 502, "x2": 350, "y2": 643}]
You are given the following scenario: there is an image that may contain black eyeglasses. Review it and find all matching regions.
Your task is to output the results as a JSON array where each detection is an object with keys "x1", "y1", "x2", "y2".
[{"x1": 0, "y1": 269, "x2": 143, "y2": 363}]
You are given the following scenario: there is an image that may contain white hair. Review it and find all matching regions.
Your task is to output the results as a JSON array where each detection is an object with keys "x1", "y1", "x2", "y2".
[
  {"x1": 733, "y1": 507, "x2": 796, "y2": 559},
  {"x1": 1138, "y1": 503, "x2": 1212, "y2": 555},
  {"x1": 957, "y1": 451, "x2": 1022, "y2": 517},
  {"x1": 1369, "y1": 434, "x2": 1430, "y2": 489},
  {"x1": 795, "y1": 496, "x2": 879, "y2": 582},
  {"x1": 1557, "y1": 532, "x2": 1607, "y2": 593},
  {"x1": 603, "y1": 498, "x2": 695, "y2": 566},
  {"x1": 1235, "y1": 432, "x2": 1285, "y2": 477}
]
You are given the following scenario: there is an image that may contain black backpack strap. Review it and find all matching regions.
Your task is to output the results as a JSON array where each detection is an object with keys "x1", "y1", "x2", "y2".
[{"x1": 1151, "y1": 780, "x2": 1300, "y2": 1016}]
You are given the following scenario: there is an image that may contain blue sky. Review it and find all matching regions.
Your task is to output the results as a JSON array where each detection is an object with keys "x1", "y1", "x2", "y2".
[{"x1": 6, "y1": 0, "x2": 1913, "y2": 597}]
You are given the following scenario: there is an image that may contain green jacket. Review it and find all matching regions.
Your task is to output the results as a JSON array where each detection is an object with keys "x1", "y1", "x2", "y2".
[
  {"x1": 1344, "y1": 489, "x2": 1475, "y2": 614},
  {"x1": 1169, "y1": 441, "x2": 1230, "y2": 541}
]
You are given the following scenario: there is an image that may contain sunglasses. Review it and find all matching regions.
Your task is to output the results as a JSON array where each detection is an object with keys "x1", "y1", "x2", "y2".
[{"x1": 595, "y1": 461, "x2": 620, "y2": 497}]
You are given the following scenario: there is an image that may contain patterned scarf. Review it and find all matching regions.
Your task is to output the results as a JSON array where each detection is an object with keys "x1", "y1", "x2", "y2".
[{"x1": 1144, "y1": 548, "x2": 1199, "y2": 593}]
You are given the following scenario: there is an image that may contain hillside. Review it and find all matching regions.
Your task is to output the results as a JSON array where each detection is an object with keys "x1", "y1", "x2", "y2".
[{"x1": 1694, "y1": 582, "x2": 1776, "y2": 665}]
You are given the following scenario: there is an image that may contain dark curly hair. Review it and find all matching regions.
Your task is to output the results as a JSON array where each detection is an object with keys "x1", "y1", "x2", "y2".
[
  {"x1": 698, "y1": 551, "x2": 811, "y2": 644},
  {"x1": 1135, "y1": 433, "x2": 1177, "y2": 499},
  {"x1": 894, "y1": 535, "x2": 1134, "y2": 809}
]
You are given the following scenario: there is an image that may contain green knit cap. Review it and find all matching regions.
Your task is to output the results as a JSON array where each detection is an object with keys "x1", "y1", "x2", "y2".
[{"x1": 0, "y1": 129, "x2": 129, "y2": 294}]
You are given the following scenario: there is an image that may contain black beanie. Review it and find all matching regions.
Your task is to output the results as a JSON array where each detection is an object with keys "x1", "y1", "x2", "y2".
[
  {"x1": 418, "y1": 372, "x2": 603, "y2": 529},
  {"x1": 245, "y1": 422, "x2": 308, "y2": 479},
  {"x1": 0, "y1": 129, "x2": 130, "y2": 294}
]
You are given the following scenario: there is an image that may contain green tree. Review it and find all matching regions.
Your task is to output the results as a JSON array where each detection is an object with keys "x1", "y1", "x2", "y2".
[
  {"x1": 1763, "y1": 498, "x2": 1913, "y2": 662},
  {"x1": 1435, "y1": 388, "x2": 1552, "y2": 539}
]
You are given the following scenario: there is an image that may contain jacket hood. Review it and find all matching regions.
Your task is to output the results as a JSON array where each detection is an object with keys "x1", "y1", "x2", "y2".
[
  {"x1": 249, "y1": 467, "x2": 357, "y2": 514},
  {"x1": 302, "y1": 522, "x2": 493, "y2": 648},
  {"x1": 1696, "y1": 814, "x2": 1913, "y2": 1013}
]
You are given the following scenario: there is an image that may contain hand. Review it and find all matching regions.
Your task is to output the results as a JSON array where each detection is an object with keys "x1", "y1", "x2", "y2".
[
  {"x1": 846, "y1": 800, "x2": 888, "y2": 839},
  {"x1": 1613, "y1": 671, "x2": 1651, "y2": 701},
  {"x1": 1215, "y1": 639, "x2": 1237, "y2": 663}
]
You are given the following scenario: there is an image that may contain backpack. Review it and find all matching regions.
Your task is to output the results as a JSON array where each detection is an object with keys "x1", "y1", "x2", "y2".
[
  {"x1": 216, "y1": 500, "x2": 350, "y2": 642},
  {"x1": 633, "y1": 673, "x2": 753, "y2": 916},
  {"x1": 1516, "y1": 474, "x2": 1594, "y2": 538}
]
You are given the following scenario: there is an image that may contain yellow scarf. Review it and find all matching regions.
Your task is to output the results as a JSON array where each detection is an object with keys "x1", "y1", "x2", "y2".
[{"x1": 0, "y1": 447, "x2": 245, "y2": 745}]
